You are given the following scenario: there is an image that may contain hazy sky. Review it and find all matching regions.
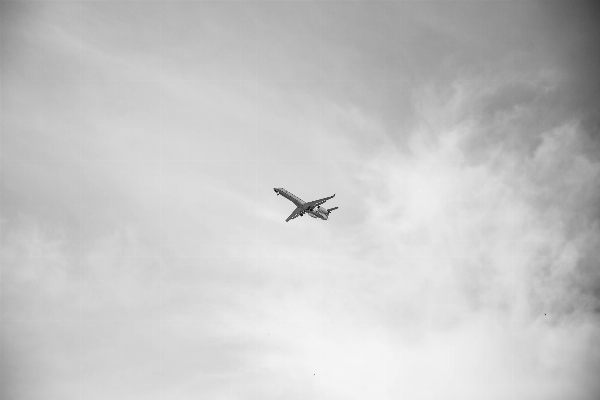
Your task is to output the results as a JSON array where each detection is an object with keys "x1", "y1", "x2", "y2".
[{"x1": 2, "y1": 1, "x2": 600, "y2": 399}]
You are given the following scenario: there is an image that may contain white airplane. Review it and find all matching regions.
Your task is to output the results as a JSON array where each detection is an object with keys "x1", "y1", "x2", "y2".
[{"x1": 273, "y1": 188, "x2": 338, "y2": 222}]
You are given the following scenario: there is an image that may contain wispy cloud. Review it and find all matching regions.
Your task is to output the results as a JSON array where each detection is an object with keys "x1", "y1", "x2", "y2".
[{"x1": 2, "y1": 1, "x2": 599, "y2": 399}]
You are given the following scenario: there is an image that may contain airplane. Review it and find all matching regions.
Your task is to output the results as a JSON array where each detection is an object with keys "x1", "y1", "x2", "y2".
[{"x1": 273, "y1": 188, "x2": 338, "y2": 222}]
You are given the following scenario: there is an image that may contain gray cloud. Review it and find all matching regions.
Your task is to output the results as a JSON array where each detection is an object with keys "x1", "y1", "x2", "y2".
[{"x1": 2, "y1": 1, "x2": 600, "y2": 399}]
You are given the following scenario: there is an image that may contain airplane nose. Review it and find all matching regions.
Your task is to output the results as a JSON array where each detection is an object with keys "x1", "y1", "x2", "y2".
[{"x1": 273, "y1": 188, "x2": 277, "y2": 193}]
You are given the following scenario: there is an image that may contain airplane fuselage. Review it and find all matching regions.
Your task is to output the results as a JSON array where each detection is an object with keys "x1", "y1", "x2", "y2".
[{"x1": 274, "y1": 188, "x2": 332, "y2": 220}]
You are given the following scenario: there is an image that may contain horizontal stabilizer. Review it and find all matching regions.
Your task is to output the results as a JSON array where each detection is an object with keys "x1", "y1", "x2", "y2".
[{"x1": 327, "y1": 207, "x2": 338, "y2": 213}]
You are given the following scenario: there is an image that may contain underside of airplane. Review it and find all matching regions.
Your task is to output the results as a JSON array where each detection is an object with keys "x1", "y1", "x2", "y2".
[{"x1": 273, "y1": 188, "x2": 338, "y2": 222}]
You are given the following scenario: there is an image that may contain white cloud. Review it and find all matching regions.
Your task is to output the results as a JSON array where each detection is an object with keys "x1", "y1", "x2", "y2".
[{"x1": 2, "y1": 2, "x2": 600, "y2": 399}]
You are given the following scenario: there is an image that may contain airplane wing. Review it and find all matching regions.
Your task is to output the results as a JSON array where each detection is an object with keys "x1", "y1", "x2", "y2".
[
  {"x1": 303, "y1": 194, "x2": 335, "y2": 209},
  {"x1": 285, "y1": 206, "x2": 303, "y2": 222}
]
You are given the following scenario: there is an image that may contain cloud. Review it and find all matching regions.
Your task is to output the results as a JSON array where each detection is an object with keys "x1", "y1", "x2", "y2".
[
  {"x1": 320, "y1": 72, "x2": 600, "y2": 398},
  {"x1": 2, "y1": 2, "x2": 600, "y2": 399}
]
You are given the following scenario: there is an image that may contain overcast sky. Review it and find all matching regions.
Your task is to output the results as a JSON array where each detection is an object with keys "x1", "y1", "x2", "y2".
[{"x1": 2, "y1": 1, "x2": 600, "y2": 399}]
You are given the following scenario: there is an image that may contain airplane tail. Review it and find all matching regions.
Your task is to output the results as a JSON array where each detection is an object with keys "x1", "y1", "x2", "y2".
[{"x1": 327, "y1": 207, "x2": 338, "y2": 214}]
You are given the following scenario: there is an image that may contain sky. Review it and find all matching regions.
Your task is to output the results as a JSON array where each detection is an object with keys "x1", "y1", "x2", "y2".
[{"x1": 1, "y1": 1, "x2": 600, "y2": 399}]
